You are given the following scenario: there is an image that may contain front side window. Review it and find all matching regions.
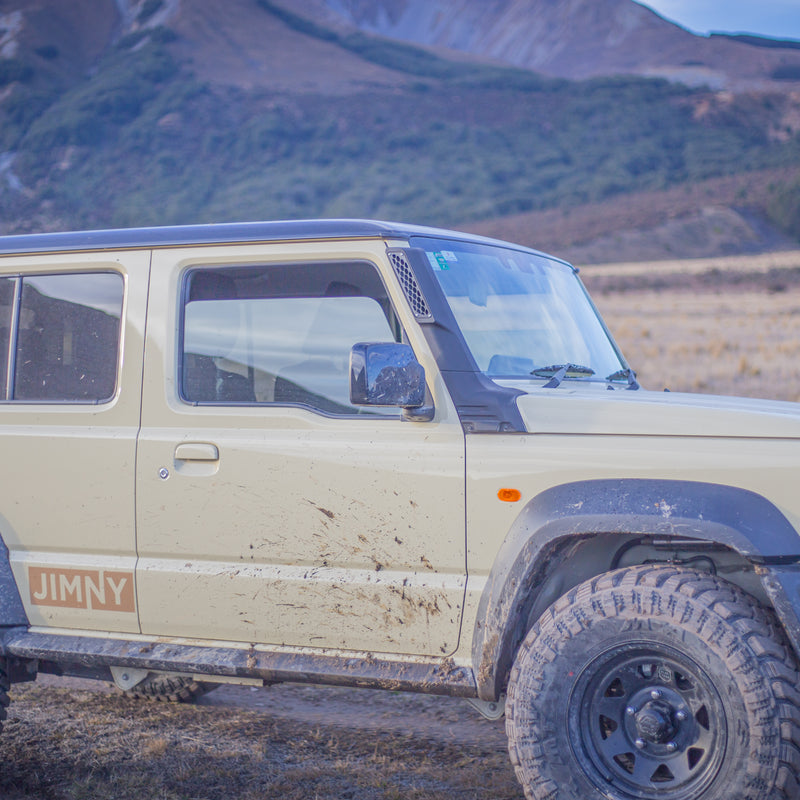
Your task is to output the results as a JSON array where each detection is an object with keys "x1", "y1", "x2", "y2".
[
  {"x1": 412, "y1": 236, "x2": 629, "y2": 385},
  {"x1": 182, "y1": 262, "x2": 402, "y2": 415},
  {"x1": 1, "y1": 272, "x2": 123, "y2": 403}
]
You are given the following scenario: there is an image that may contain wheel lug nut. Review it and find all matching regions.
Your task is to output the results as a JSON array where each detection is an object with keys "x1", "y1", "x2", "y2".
[
  {"x1": 666, "y1": 741, "x2": 678, "y2": 752},
  {"x1": 650, "y1": 689, "x2": 662, "y2": 700},
  {"x1": 676, "y1": 709, "x2": 688, "y2": 721},
  {"x1": 634, "y1": 738, "x2": 646, "y2": 750},
  {"x1": 626, "y1": 706, "x2": 636, "y2": 716}
]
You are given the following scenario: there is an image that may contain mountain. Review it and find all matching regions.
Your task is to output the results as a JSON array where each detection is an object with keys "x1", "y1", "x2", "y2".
[
  {"x1": 0, "y1": 0, "x2": 799, "y2": 258},
  {"x1": 272, "y1": 0, "x2": 800, "y2": 90},
  {"x1": 5, "y1": 0, "x2": 800, "y2": 93}
]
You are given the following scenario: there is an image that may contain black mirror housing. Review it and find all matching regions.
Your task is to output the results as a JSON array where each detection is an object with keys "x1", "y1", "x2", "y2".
[{"x1": 350, "y1": 343, "x2": 426, "y2": 408}]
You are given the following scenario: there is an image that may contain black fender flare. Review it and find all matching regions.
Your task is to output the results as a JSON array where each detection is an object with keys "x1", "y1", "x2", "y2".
[
  {"x1": 472, "y1": 478, "x2": 800, "y2": 701},
  {"x1": 0, "y1": 532, "x2": 28, "y2": 632}
]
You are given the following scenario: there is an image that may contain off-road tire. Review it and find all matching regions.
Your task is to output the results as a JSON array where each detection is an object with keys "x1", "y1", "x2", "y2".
[
  {"x1": 125, "y1": 673, "x2": 210, "y2": 703},
  {"x1": 0, "y1": 658, "x2": 9, "y2": 733},
  {"x1": 506, "y1": 565, "x2": 800, "y2": 800}
]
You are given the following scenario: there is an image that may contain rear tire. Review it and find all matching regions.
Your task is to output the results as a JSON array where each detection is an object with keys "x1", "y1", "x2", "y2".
[
  {"x1": 506, "y1": 565, "x2": 800, "y2": 800},
  {"x1": 125, "y1": 672, "x2": 211, "y2": 703}
]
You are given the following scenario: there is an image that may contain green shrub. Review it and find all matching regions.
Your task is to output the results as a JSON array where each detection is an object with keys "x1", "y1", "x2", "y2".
[
  {"x1": 772, "y1": 65, "x2": 800, "y2": 80},
  {"x1": 34, "y1": 45, "x2": 59, "y2": 60},
  {"x1": 254, "y1": 0, "x2": 338, "y2": 42},
  {"x1": 0, "y1": 87, "x2": 57, "y2": 149},
  {"x1": 150, "y1": 26, "x2": 178, "y2": 44},
  {"x1": 0, "y1": 59, "x2": 33, "y2": 87},
  {"x1": 138, "y1": 0, "x2": 164, "y2": 24},
  {"x1": 20, "y1": 42, "x2": 178, "y2": 154},
  {"x1": 766, "y1": 180, "x2": 800, "y2": 240},
  {"x1": 116, "y1": 31, "x2": 150, "y2": 50}
]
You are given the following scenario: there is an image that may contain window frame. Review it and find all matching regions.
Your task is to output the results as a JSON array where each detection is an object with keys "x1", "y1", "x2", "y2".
[
  {"x1": 178, "y1": 260, "x2": 407, "y2": 419},
  {"x1": 0, "y1": 270, "x2": 124, "y2": 405}
]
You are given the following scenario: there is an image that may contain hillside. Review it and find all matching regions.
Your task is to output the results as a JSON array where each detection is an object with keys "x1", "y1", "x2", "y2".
[
  {"x1": 466, "y1": 167, "x2": 800, "y2": 263},
  {"x1": 288, "y1": 0, "x2": 800, "y2": 90},
  {"x1": 0, "y1": 0, "x2": 799, "y2": 257},
  {"x1": 5, "y1": 0, "x2": 800, "y2": 92}
]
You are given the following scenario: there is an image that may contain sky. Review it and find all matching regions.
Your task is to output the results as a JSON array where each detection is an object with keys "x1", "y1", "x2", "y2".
[{"x1": 634, "y1": 0, "x2": 800, "y2": 41}]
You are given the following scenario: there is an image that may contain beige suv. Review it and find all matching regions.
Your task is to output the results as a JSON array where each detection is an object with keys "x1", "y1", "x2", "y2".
[{"x1": 0, "y1": 219, "x2": 799, "y2": 800}]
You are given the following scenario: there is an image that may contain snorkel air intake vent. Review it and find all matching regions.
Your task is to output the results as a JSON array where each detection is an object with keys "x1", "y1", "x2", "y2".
[{"x1": 388, "y1": 250, "x2": 432, "y2": 321}]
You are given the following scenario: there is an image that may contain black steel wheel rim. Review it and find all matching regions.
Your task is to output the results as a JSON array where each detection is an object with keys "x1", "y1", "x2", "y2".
[{"x1": 569, "y1": 642, "x2": 728, "y2": 799}]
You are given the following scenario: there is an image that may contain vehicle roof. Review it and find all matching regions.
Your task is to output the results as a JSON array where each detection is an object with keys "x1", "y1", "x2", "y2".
[{"x1": 0, "y1": 218, "x2": 571, "y2": 266}]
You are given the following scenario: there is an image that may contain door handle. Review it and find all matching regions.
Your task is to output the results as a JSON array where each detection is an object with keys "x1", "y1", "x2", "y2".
[{"x1": 174, "y1": 443, "x2": 219, "y2": 461}]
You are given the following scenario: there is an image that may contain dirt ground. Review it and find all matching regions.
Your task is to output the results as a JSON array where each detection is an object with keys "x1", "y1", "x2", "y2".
[
  {"x1": 2, "y1": 251, "x2": 800, "y2": 799},
  {"x1": 1, "y1": 678, "x2": 520, "y2": 800}
]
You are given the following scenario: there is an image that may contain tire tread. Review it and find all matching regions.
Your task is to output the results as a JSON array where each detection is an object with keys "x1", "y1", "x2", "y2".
[
  {"x1": 126, "y1": 673, "x2": 209, "y2": 703},
  {"x1": 506, "y1": 565, "x2": 800, "y2": 800}
]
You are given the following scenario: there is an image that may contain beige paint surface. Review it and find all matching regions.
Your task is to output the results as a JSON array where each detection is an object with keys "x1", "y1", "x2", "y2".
[
  {"x1": 1, "y1": 249, "x2": 150, "y2": 634},
  {"x1": 135, "y1": 241, "x2": 467, "y2": 656}
]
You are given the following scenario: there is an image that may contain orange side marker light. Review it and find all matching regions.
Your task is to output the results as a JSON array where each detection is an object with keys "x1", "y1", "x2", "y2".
[{"x1": 498, "y1": 488, "x2": 522, "y2": 503}]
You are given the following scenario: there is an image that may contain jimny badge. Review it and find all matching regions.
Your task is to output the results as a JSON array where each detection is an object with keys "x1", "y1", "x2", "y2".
[{"x1": 29, "y1": 567, "x2": 135, "y2": 613}]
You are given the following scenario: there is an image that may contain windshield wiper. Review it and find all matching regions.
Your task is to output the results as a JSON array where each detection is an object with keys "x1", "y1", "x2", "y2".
[
  {"x1": 606, "y1": 368, "x2": 640, "y2": 390},
  {"x1": 532, "y1": 363, "x2": 595, "y2": 388}
]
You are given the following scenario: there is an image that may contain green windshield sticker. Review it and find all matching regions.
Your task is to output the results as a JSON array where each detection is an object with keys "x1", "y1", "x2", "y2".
[
  {"x1": 426, "y1": 252, "x2": 441, "y2": 270},
  {"x1": 427, "y1": 250, "x2": 460, "y2": 270}
]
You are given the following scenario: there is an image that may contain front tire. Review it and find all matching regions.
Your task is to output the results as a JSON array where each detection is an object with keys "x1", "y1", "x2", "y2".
[{"x1": 506, "y1": 565, "x2": 800, "y2": 800}]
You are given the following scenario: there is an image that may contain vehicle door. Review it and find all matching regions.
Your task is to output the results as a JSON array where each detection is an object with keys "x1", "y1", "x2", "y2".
[
  {"x1": 0, "y1": 251, "x2": 149, "y2": 634},
  {"x1": 135, "y1": 241, "x2": 466, "y2": 656}
]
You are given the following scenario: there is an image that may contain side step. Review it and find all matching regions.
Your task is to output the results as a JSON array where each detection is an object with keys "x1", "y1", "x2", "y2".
[{"x1": 0, "y1": 628, "x2": 477, "y2": 697}]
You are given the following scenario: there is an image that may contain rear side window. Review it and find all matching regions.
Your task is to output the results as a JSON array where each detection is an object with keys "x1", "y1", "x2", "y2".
[
  {"x1": 0, "y1": 278, "x2": 13, "y2": 400},
  {"x1": 0, "y1": 272, "x2": 123, "y2": 403}
]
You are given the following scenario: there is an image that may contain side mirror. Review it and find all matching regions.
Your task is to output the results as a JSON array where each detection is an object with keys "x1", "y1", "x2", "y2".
[{"x1": 350, "y1": 343, "x2": 431, "y2": 416}]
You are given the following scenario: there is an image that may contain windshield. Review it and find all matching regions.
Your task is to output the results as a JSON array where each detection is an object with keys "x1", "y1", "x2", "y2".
[{"x1": 411, "y1": 236, "x2": 629, "y2": 384}]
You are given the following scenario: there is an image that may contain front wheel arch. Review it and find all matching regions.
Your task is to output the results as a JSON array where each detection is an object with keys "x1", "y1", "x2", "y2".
[
  {"x1": 519, "y1": 533, "x2": 767, "y2": 641},
  {"x1": 506, "y1": 565, "x2": 800, "y2": 800},
  {"x1": 472, "y1": 478, "x2": 800, "y2": 702}
]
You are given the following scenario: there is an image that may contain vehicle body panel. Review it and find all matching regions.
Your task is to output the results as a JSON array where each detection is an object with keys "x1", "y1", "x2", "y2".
[
  {"x1": 514, "y1": 386, "x2": 800, "y2": 438},
  {"x1": 0, "y1": 249, "x2": 149, "y2": 634},
  {"x1": 135, "y1": 241, "x2": 467, "y2": 655}
]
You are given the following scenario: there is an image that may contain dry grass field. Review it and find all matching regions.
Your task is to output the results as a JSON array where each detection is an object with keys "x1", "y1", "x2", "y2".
[
  {"x1": 584, "y1": 250, "x2": 800, "y2": 401},
  {"x1": 1, "y1": 680, "x2": 521, "y2": 800}
]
